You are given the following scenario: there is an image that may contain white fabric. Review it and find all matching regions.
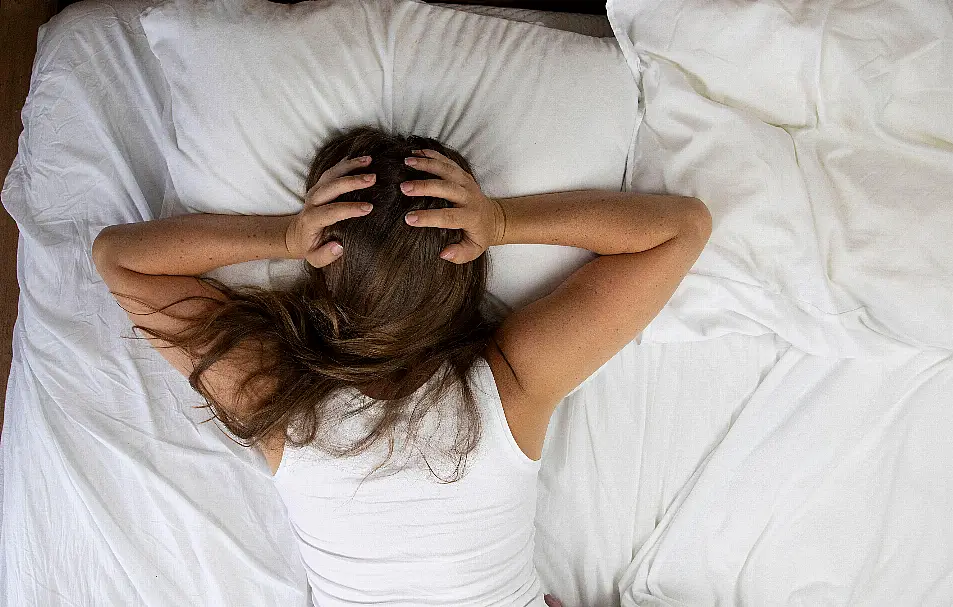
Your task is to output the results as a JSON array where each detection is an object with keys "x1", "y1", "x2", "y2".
[
  {"x1": 534, "y1": 333, "x2": 793, "y2": 607},
  {"x1": 0, "y1": 13, "x2": 792, "y2": 604},
  {"x1": 618, "y1": 347, "x2": 953, "y2": 606},
  {"x1": 609, "y1": 0, "x2": 953, "y2": 357},
  {"x1": 611, "y1": 0, "x2": 830, "y2": 127},
  {"x1": 141, "y1": 0, "x2": 639, "y2": 311},
  {"x1": 606, "y1": 0, "x2": 953, "y2": 604},
  {"x1": 2, "y1": 2, "x2": 308, "y2": 604},
  {"x1": 273, "y1": 360, "x2": 543, "y2": 607},
  {"x1": 139, "y1": 0, "x2": 390, "y2": 217}
]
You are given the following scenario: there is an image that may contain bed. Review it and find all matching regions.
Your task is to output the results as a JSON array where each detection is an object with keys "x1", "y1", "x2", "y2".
[{"x1": 2, "y1": 0, "x2": 952, "y2": 605}]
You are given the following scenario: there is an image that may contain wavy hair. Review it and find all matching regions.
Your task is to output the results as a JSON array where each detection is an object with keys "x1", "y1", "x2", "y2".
[{"x1": 128, "y1": 126, "x2": 499, "y2": 482}]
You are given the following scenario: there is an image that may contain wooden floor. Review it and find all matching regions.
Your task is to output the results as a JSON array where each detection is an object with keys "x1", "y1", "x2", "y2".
[{"x1": 0, "y1": 0, "x2": 54, "y2": 435}]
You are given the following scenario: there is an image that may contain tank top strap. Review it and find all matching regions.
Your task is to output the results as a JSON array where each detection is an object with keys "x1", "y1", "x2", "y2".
[{"x1": 471, "y1": 358, "x2": 542, "y2": 470}]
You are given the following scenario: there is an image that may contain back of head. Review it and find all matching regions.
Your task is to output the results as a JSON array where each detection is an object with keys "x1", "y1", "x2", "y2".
[
  {"x1": 157, "y1": 126, "x2": 497, "y2": 482},
  {"x1": 303, "y1": 127, "x2": 489, "y2": 372}
]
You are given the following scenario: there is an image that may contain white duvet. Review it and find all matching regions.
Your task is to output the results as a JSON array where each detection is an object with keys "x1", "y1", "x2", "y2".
[
  {"x1": 607, "y1": 0, "x2": 953, "y2": 604},
  {"x1": 2, "y1": 1, "x2": 952, "y2": 606},
  {"x1": 611, "y1": 0, "x2": 953, "y2": 358}
]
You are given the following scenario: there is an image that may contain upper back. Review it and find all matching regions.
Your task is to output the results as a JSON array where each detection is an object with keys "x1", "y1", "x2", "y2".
[{"x1": 272, "y1": 359, "x2": 543, "y2": 605}]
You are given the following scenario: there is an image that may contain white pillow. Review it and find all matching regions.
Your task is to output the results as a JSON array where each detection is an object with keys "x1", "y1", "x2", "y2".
[
  {"x1": 141, "y1": 0, "x2": 639, "y2": 310},
  {"x1": 141, "y1": 0, "x2": 389, "y2": 216},
  {"x1": 607, "y1": 0, "x2": 830, "y2": 128},
  {"x1": 391, "y1": 0, "x2": 637, "y2": 309}
]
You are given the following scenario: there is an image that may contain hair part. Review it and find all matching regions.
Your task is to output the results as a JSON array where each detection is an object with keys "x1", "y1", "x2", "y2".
[{"x1": 126, "y1": 126, "x2": 498, "y2": 483}]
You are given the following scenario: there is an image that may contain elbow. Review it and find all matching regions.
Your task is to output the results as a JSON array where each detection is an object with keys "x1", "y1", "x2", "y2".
[
  {"x1": 683, "y1": 197, "x2": 713, "y2": 242},
  {"x1": 91, "y1": 226, "x2": 120, "y2": 274}
]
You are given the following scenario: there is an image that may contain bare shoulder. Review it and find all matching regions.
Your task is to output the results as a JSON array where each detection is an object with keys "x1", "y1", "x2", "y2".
[
  {"x1": 483, "y1": 211, "x2": 710, "y2": 460},
  {"x1": 483, "y1": 341, "x2": 546, "y2": 462}
]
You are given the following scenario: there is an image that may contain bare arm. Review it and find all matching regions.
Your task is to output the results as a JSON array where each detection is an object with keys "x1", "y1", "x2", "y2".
[
  {"x1": 92, "y1": 156, "x2": 379, "y2": 281},
  {"x1": 498, "y1": 188, "x2": 701, "y2": 254},
  {"x1": 402, "y1": 149, "x2": 711, "y2": 459},
  {"x1": 93, "y1": 213, "x2": 295, "y2": 277},
  {"x1": 483, "y1": 192, "x2": 709, "y2": 462},
  {"x1": 491, "y1": 190, "x2": 711, "y2": 405},
  {"x1": 92, "y1": 156, "x2": 378, "y2": 472}
]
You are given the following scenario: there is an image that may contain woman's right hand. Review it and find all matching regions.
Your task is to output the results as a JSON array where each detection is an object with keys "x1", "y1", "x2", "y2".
[{"x1": 400, "y1": 149, "x2": 506, "y2": 264}]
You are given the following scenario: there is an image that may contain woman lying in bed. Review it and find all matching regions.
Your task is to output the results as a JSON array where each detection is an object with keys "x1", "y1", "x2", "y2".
[{"x1": 91, "y1": 126, "x2": 710, "y2": 607}]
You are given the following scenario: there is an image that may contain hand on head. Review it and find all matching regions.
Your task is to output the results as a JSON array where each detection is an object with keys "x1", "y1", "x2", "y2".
[
  {"x1": 285, "y1": 154, "x2": 377, "y2": 268},
  {"x1": 285, "y1": 148, "x2": 504, "y2": 268},
  {"x1": 401, "y1": 148, "x2": 506, "y2": 264}
]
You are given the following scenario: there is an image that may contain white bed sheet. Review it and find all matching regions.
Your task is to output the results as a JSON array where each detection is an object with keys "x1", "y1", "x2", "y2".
[
  {"x1": 2, "y1": 4, "x2": 307, "y2": 603},
  {"x1": 0, "y1": 1, "x2": 791, "y2": 605},
  {"x1": 536, "y1": 333, "x2": 791, "y2": 607},
  {"x1": 618, "y1": 346, "x2": 953, "y2": 606}
]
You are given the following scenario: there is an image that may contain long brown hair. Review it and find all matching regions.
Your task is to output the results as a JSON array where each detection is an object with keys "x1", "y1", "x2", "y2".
[{"x1": 129, "y1": 126, "x2": 499, "y2": 482}]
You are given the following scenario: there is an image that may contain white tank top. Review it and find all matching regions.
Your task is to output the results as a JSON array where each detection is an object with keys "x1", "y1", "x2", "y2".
[{"x1": 272, "y1": 358, "x2": 544, "y2": 606}]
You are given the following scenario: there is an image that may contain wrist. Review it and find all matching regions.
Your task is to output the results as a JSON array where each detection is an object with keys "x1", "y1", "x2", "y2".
[
  {"x1": 491, "y1": 197, "x2": 508, "y2": 246},
  {"x1": 280, "y1": 215, "x2": 302, "y2": 259}
]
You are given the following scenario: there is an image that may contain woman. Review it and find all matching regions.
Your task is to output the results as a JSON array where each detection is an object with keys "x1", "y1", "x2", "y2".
[{"x1": 92, "y1": 126, "x2": 711, "y2": 606}]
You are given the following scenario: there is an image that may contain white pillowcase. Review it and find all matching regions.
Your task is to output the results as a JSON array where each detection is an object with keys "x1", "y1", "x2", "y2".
[
  {"x1": 140, "y1": 0, "x2": 389, "y2": 217},
  {"x1": 140, "y1": 0, "x2": 639, "y2": 310},
  {"x1": 390, "y1": 0, "x2": 637, "y2": 308}
]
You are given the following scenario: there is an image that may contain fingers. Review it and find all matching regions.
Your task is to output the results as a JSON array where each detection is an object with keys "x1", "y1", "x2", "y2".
[
  {"x1": 400, "y1": 178, "x2": 468, "y2": 204},
  {"x1": 437, "y1": 242, "x2": 483, "y2": 264},
  {"x1": 307, "y1": 173, "x2": 376, "y2": 206},
  {"x1": 314, "y1": 155, "x2": 372, "y2": 188},
  {"x1": 405, "y1": 209, "x2": 484, "y2": 263},
  {"x1": 404, "y1": 207, "x2": 464, "y2": 229},
  {"x1": 304, "y1": 240, "x2": 345, "y2": 269},
  {"x1": 413, "y1": 148, "x2": 453, "y2": 165},
  {"x1": 312, "y1": 201, "x2": 374, "y2": 225},
  {"x1": 404, "y1": 151, "x2": 471, "y2": 187},
  {"x1": 404, "y1": 209, "x2": 463, "y2": 260}
]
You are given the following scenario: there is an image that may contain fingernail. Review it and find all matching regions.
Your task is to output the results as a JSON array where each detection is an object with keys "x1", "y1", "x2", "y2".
[
  {"x1": 401, "y1": 182, "x2": 413, "y2": 193},
  {"x1": 331, "y1": 243, "x2": 344, "y2": 255},
  {"x1": 363, "y1": 174, "x2": 375, "y2": 182},
  {"x1": 358, "y1": 156, "x2": 371, "y2": 163},
  {"x1": 404, "y1": 157, "x2": 418, "y2": 166},
  {"x1": 405, "y1": 213, "x2": 418, "y2": 225},
  {"x1": 440, "y1": 250, "x2": 455, "y2": 261},
  {"x1": 361, "y1": 203, "x2": 373, "y2": 212}
]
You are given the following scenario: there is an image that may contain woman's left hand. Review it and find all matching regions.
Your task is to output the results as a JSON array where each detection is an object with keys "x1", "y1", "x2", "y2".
[{"x1": 285, "y1": 155, "x2": 376, "y2": 268}]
